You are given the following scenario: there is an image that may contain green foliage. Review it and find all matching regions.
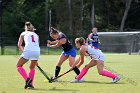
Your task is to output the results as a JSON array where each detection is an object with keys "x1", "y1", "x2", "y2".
[
  {"x1": 2, "y1": 0, "x2": 45, "y2": 45},
  {"x1": 125, "y1": 0, "x2": 140, "y2": 30},
  {"x1": 2, "y1": 0, "x2": 140, "y2": 45}
]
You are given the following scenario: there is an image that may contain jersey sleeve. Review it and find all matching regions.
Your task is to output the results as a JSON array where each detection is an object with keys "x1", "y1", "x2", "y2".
[
  {"x1": 57, "y1": 33, "x2": 66, "y2": 40},
  {"x1": 20, "y1": 32, "x2": 26, "y2": 36}
]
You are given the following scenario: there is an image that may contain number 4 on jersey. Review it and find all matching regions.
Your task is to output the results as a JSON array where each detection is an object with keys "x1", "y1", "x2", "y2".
[{"x1": 31, "y1": 35, "x2": 35, "y2": 42}]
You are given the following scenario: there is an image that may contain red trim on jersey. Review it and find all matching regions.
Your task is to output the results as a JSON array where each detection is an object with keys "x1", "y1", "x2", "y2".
[
  {"x1": 98, "y1": 56, "x2": 100, "y2": 60},
  {"x1": 91, "y1": 45, "x2": 98, "y2": 50},
  {"x1": 31, "y1": 35, "x2": 35, "y2": 42},
  {"x1": 85, "y1": 51, "x2": 92, "y2": 59}
]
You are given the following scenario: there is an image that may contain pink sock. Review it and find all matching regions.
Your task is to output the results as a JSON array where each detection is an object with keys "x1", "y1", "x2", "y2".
[
  {"x1": 77, "y1": 67, "x2": 88, "y2": 80},
  {"x1": 100, "y1": 70, "x2": 117, "y2": 79},
  {"x1": 29, "y1": 69, "x2": 35, "y2": 85},
  {"x1": 17, "y1": 67, "x2": 28, "y2": 81}
]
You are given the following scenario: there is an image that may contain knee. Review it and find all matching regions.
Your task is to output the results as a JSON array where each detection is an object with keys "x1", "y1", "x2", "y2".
[
  {"x1": 69, "y1": 63, "x2": 73, "y2": 67},
  {"x1": 16, "y1": 64, "x2": 20, "y2": 68},
  {"x1": 84, "y1": 65, "x2": 91, "y2": 69},
  {"x1": 98, "y1": 70, "x2": 103, "y2": 75},
  {"x1": 29, "y1": 65, "x2": 35, "y2": 69},
  {"x1": 84, "y1": 65, "x2": 89, "y2": 69},
  {"x1": 16, "y1": 65, "x2": 22, "y2": 68},
  {"x1": 16, "y1": 58, "x2": 25, "y2": 67},
  {"x1": 16, "y1": 63, "x2": 23, "y2": 68},
  {"x1": 69, "y1": 65, "x2": 72, "y2": 67},
  {"x1": 56, "y1": 62, "x2": 62, "y2": 67},
  {"x1": 99, "y1": 72, "x2": 102, "y2": 75}
]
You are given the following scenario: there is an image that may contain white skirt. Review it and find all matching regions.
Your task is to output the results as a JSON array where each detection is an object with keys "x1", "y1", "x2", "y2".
[{"x1": 21, "y1": 50, "x2": 40, "y2": 60}]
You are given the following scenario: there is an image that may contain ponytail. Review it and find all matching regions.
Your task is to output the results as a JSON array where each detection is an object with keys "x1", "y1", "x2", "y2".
[
  {"x1": 75, "y1": 37, "x2": 85, "y2": 45},
  {"x1": 24, "y1": 22, "x2": 34, "y2": 31}
]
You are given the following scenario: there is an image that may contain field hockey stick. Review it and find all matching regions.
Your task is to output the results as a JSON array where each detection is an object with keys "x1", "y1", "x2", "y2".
[
  {"x1": 49, "y1": 9, "x2": 52, "y2": 33},
  {"x1": 47, "y1": 9, "x2": 52, "y2": 54},
  {"x1": 50, "y1": 70, "x2": 71, "y2": 81},
  {"x1": 37, "y1": 65, "x2": 52, "y2": 83}
]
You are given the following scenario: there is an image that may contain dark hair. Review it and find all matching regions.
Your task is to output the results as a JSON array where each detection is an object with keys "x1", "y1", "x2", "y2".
[
  {"x1": 50, "y1": 27, "x2": 59, "y2": 34},
  {"x1": 75, "y1": 37, "x2": 85, "y2": 45},
  {"x1": 25, "y1": 22, "x2": 34, "y2": 31},
  {"x1": 25, "y1": 22, "x2": 31, "y2": 26}
]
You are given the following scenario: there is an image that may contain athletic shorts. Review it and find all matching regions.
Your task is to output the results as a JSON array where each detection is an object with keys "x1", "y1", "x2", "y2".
[
  {"x1": 62, "y1": 48, "x2": 76, "y2": 57},
  {"x1": 92, "y1": 53, "x2": 105, "y2": 62},
  {"x1": 21, "y1": 50, "x2": 40, "y2": 61},
  {"x1": 92, "y1": 43, "x2": 99, "y2": 49}
]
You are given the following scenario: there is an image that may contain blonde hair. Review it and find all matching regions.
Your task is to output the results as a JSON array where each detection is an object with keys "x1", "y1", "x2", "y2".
[
  {"x1": 75, "y1": 37, "x2": 85, "y2": 45},
  {"x1": 24, "y1": 22, "x2": 34, "y2": 32}
]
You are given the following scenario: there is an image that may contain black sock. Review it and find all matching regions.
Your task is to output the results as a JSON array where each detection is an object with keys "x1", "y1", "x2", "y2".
[
  {"x1": 73, "y1": 66, "x2": 80, "y2": 75},
  {"x1": 55, "y1": 66, "x2": 61, "y2": 77}
]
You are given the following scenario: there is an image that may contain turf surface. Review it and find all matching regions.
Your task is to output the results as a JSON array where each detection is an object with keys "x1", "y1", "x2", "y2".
[{"x1": 0, "y1": 54, "x2": 140, "y2": 93}]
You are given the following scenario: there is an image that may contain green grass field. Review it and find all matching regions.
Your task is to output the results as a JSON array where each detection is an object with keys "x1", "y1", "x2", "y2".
[{"x1": 0, "y1": 54, "x2": 140, "y2": 93}]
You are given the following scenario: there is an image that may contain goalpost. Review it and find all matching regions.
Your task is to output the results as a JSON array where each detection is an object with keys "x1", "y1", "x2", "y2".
[{"x1": 98, "y1": 31, "x2": 140, "y2": 55}]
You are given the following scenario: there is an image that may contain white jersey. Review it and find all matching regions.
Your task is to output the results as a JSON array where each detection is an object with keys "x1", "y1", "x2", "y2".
[
  {"x1": 85, "y1": 45, "x2": 105, "y2": 61},
  {"x1": 21, "y1": 31, "x2": 40, "y2": 51}
]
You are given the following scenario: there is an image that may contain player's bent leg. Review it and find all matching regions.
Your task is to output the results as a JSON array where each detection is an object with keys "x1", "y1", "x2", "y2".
[
  {"x1": 17, "y1": 57, "x2": 28, "y2": 81},
  {"x1": 69, "y1": 56, "x2": 80, "y2": 76},
  {"x1": 17, "y1": 57, "x2": 28, "y2": 67},
  {"x1": 97, "y1": 60, "x2": 120, "y2": 83},
  {"x1": 17, "y1": 57, "x2": 31, "y2": 89},
  {"x1": 71, "y1": 67, "x2": 88, "y2": 83},
  {"x1": 69, "y1": 55, "x2": 86, "y2": 82},
  {"x1": 57, "y1": 53, "x2": 68, "y2": 67},
  {"x1": 27, "y1": 60, "x2": 37, "y2": 88},
  {"x1": 53, "y1": 54, "x2": 68, "y2": 82},
  {"x1": 71, "y1": 60, "x2": 96, "y2": 83},
  {"x1": 77, "y1": 60, "x2": 96, "y2": 81}
]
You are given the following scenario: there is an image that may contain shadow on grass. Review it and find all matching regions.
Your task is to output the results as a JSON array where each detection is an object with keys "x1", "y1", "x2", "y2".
[
  {"x1": 84, "y1": 81, "x2": 126, "y2": 84},
  {"x1": 54, "y1": 80, "x2": 125, "y2": 84},
  {"x1": 28, "y1": 87, "x2": 79, "y2": 92},
  {"x1": 105, "y1": 62, "x2": 121, "y2": 63}
]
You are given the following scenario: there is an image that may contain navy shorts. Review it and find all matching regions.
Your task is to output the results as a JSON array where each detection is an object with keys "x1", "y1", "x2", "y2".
[
  {"x1": 62, "y1": 48, "x2": 76, "y2": 57},
  {"x1": 88, "y1": 42, "x2": 99, "y2": 49},
  {"x1": 92, "y1": 43, "x2": 99, "y2": 48}
]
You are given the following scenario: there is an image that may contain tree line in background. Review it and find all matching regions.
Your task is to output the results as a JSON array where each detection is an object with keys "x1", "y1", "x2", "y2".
[{"x1": 1, "y1": 0, "x2": 140, "y2": 46}]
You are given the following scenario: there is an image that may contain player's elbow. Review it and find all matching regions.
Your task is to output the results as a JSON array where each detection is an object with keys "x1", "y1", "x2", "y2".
[
  {"x1": 17, "y1": 44, "x2": 23, "y2": 50},
  {"x1": 17, "y1": 44, "x2": 21, "y2": 48}
]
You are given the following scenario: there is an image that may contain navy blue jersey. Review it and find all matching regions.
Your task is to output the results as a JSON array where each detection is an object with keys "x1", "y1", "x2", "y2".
[
  {"x1": 91, "y1": 33, "x2": 99, "y2": 43},
  {"x1": 88, "y1": 33, "x2": 99, "y2": 48},
  {"x1": 57, "y1": 32, "x2": 73, "y2": 52}
]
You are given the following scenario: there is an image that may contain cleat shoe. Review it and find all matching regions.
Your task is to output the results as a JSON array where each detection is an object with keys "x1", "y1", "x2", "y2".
[
  {"x1": 79, "y1": 77, "x2": 85, "y2": 82},
  {"x1": 51, "y1": 77, "x2": 60, "y2": 82},
  {"x1": 27, "y1": 84, "x2": 34, "y2": 89},
  {"x1": 52, "y1": 79, "x2": 59, "y2": 82},
  {"x1": 74, "y1": 76, "x2": 85, "y2": 82},
  {"x1": 112, "y1": 76, "x2": 121, "y2": 83},
  {"x1": 24, "y1": 78, "x2": 32, "y2": 89},
  {"x1": 70, "y1": 79, "x2": 84, "y2": 83}
]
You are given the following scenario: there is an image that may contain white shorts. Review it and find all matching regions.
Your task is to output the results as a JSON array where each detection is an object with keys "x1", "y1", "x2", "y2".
[
  {"x1": 21, "y1": 50, "x2": 40, "y2": 61},
  {"x1": 92, "y1": 54, "x2": 105, "y2": 62}
]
